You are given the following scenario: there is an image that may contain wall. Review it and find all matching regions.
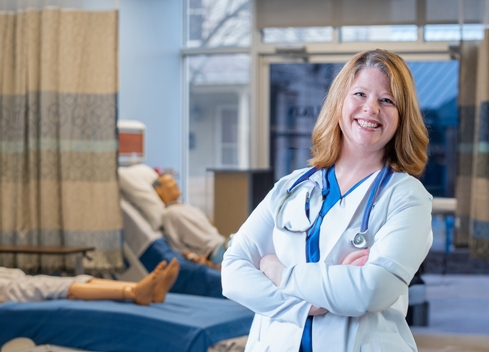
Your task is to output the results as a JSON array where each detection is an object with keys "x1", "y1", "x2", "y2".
[{"x1": 119, "y1": 0, "x2": 183, "y2": 174}]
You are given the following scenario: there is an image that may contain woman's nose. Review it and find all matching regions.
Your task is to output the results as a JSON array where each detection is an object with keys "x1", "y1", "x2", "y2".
[{"x1": 363, "y1": 99, "x2": 380, "y2": 115}]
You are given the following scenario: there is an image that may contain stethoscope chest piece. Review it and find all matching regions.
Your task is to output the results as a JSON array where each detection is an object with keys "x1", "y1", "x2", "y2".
[{"x1": 352, "y1": 232, "x2": 368, "y2": 249}]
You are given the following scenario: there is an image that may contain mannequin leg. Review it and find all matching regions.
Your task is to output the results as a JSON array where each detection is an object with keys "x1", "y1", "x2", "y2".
[
  {"x1": 67, "y1": 282, "x2": 134, "y2": 302},
  {"x1": 87, "y1": 279, "x2": 136, "y2": 287},
  {"x1": 67, "y1": 260, "x2": 176, "y2": 305}
]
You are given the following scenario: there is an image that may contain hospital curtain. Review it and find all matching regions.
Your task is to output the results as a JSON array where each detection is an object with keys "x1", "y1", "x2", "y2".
[
  {"x1": 0, "y1": 6, "x2": 123, "y2": 274},
  {"x1": 455, "y1": 30, "x2": 489, "y2": 260}
]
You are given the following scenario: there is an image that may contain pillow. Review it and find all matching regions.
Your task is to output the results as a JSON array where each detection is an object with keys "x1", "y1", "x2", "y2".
[{"x1": 118, "y1": 164, "x2": 165, "y2": 231}]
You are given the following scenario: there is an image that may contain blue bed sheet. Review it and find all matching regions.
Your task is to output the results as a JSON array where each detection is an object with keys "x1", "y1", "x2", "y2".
[{"x1": 0, "y1": 294, "x2": 253, "y2": 352}]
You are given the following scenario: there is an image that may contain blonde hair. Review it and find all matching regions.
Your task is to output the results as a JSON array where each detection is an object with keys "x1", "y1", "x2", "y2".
[{"x1": 309, "y1": 49, "x2": 429, "y2": 176}]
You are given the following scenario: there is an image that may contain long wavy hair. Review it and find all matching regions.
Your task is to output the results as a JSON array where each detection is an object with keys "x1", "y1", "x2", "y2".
[{"x1": 309, "y1": 49, "x2": 429, "y2": 176}]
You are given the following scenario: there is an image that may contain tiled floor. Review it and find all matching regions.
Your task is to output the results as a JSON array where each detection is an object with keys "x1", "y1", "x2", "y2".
[
  {"x1": 411, "y1": 274, "x2": 489, "y2": 335},
  {"x1": 411, "y1": 274, "x2": 489, "y2": 352},
  {"x1": 403, "y1": 216, "x2": 489, "y2": 351}
]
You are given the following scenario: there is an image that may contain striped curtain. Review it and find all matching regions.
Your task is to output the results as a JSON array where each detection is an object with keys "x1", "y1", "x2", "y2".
[
  {"x1": 456, "y1": 30, "x2": 489, "y2": 260},
  {"x1": 0, "y1": 8, "x2": 123, "y2": 274}
]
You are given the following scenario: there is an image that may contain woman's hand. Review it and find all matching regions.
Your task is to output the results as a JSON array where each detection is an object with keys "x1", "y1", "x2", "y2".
[
  {"x1": 341, "y1": 248, "x2": 370, "y2": 266},
  {"x1": 260, "y1": 254, "x2": 285, "y2": 286}
]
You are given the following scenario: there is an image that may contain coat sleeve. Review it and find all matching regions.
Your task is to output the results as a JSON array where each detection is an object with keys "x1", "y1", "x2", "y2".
[
  {"x1": 221, "y1": 173, "x2": 311, "y2": 327},
  {"x1": 279, "y1": 176, "x2": 433, "y2": 317}
]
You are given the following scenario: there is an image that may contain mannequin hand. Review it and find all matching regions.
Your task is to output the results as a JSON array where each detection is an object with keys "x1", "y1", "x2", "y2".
[
  {"x1": 183, "y1": 251, "x2": 221, "y2": 270},
  {"x1": 341, "y1": 248, "x2": 370, "y2": 266},
  {"x1": 260, "y1": 254, "x2": 285, "y2": 286}
]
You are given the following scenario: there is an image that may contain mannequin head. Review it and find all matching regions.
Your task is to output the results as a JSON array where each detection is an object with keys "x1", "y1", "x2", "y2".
[{"x1": 153, "y1": 173, "x2": 181, "y2": 205}]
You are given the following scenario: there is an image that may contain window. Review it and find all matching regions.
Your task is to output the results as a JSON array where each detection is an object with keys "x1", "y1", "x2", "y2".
[
  {"x1": 424, "y1": 24, "x2": 485, "y2": 41},
  {"x1": 262, "y1": 27, "x2": 333, "y2": 44},
  {"x1": 269, "y1": 60, "x2": 459, "y2": 197},
  {"x1": 219, "y1": 105, "x2": 239, "y2": 166},
  {"x1": 185, "y1": 0, "x2": 251, "y2": 48},
  {"x1": 186, "y1": 54, "x2": 250, "y2": 209},
  {"x1": 340, "y1": 25, "x2": 418, "y2": 42}
]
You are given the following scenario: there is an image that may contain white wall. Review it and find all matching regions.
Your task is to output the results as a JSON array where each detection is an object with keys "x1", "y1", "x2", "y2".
[{"x1": 119, "y1": 0, "x2": 183, "y2": 174}]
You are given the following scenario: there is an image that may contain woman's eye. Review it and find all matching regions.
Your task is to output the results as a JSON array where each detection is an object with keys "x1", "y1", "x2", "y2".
[
  {"x1": 354, "y1": 92, "x2": 365, "y2": 97},
  {"x1": 381, "y1": 98, "x2": 395, "y2": 105}
]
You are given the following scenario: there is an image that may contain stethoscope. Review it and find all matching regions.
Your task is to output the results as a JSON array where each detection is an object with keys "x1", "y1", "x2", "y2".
[{"x1": 276, "y1": 165, "x2": 393, "y2": 249}]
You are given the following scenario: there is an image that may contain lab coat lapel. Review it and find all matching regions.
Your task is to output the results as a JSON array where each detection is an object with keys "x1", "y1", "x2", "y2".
[{"x1": 319, "y1": 171, "x2": 379, "y2": 261}]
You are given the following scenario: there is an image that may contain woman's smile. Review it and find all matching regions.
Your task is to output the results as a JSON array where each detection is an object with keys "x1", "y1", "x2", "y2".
[{"x1": 355, "y1": 118, "x2": 381, "y2": 129}]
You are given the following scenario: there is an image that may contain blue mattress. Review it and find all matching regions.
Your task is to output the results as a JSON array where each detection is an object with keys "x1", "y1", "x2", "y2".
[{"x1": 0, "y1": 294, "x2": 253, "y2": 352}]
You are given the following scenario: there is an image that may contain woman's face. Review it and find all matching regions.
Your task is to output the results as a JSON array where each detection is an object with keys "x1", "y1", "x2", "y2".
[{"x1": 339, "y1": 67, "x2": 399, "y2": 157}]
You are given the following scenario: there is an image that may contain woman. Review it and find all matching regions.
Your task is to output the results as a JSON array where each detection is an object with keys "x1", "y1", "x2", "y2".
[
  {"x1": 0, "y1": 258, "x2": 179, "y2": 305},
  {"x1": 221, "y1": 49, "x2": 432, "y2": 352}
]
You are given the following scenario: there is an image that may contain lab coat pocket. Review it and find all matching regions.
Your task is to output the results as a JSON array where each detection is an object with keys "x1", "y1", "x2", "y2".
[
  {"x1": 360, "y1": 332, "x2": 411, "y2": 352},
  {"x1": 245, "y1": 316, "x2": 270, "y2": 352},
  {"x1": 246, "y1": 341, "x2": 269, "y2": 352},
  {"x1": 247, "y1": 318, "x2": 271, "y2": 352},
  {"x1": 257, "y1": 315, "x2": 268, "y2": 341},
  {"x1": 252, "y1": 315, "x2": 302, "y2": 352}
]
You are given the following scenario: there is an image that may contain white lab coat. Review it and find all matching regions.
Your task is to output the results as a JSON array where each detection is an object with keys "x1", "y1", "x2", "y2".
[{"x1": 221, "y1": 167, "x2": 433, "y2": 352}]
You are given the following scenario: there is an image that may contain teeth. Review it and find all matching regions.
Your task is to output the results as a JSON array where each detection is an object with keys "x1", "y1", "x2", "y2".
[{"x1": 357, "y1": 120, "x2": 379, "y2": 128}]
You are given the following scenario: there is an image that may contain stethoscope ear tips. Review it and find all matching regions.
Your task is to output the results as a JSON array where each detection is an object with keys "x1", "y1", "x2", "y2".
[{"x1": 352, "y1": 233, "x2": 368, "y2": 249}]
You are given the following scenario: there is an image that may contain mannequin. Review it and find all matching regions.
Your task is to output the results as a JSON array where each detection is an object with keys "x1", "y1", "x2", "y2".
[
  {"x1": 153, "y1": 173, "x2": 226, "y2": 267},
  {"x1": 0, "y1": 258, "x2": 179, "y2": 305}
]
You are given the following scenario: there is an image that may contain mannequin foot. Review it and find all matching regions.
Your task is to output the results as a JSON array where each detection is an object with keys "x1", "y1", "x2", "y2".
[
  {"x1": 132, "y1": 260, "x2": 168, "y2": 305},
  {"x1": 153, "y1": 258, "x2": 180, "y2": 303}
]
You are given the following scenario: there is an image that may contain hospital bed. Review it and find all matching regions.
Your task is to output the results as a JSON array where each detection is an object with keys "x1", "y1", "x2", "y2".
[
  {"x1": 0, "y1": 293, "x2": 253, "y2": 352},
  {"x1": 0, "y1": 121, "x2": 253, "y2": 352},
  {"x1": 0, "y1": 192, "x2": 252, "y2": 352},
  {"x1": 0, "y1": 193, "x2": 252, "y2": 352}
]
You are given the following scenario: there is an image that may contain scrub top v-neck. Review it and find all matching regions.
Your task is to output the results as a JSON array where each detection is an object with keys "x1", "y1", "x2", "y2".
[{"x1": 300, "y1": 166, "x2": 371, "y2": 352}]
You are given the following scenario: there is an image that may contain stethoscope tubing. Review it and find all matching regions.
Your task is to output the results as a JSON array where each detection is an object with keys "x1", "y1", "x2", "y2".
[{"x1": 279, "y1": 165, "x2": 393, "y2": 249}]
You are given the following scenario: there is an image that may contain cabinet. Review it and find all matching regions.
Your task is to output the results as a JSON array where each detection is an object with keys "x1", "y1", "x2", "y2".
[{"x1": 209, "y1": 169, "x2": 274, "y2": 238}]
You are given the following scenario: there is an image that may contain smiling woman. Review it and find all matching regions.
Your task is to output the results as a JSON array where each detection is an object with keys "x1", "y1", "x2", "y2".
[{"x1": 222, "y1": 49, "x2": 433, "y2": 352}]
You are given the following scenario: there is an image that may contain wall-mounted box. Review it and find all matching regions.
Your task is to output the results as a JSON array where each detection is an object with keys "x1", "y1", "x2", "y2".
[{"x1": 118, "y1": 120, "x2": 146, "y2": 166}]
